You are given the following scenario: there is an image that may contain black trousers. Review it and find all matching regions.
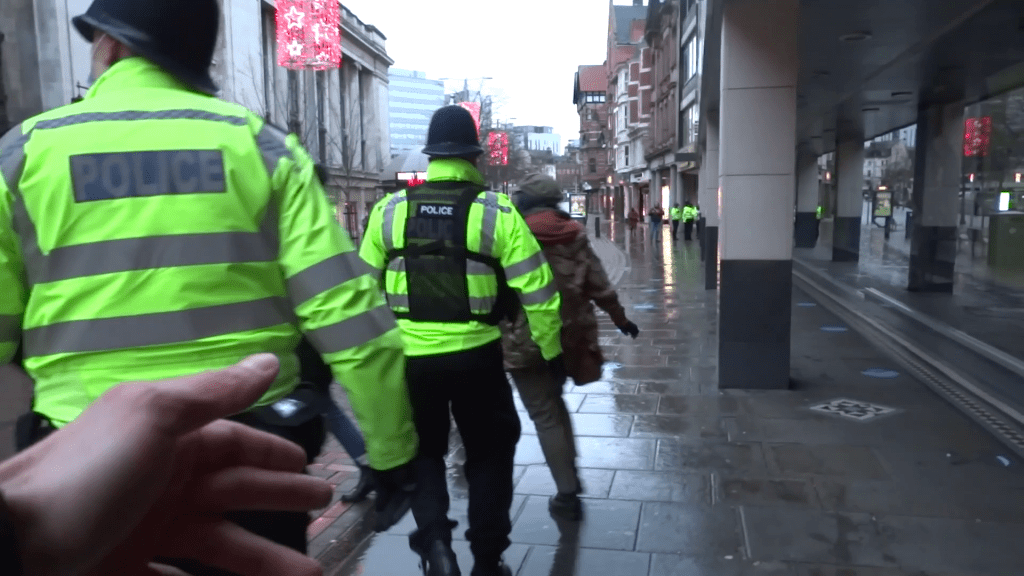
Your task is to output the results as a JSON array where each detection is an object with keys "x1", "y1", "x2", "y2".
[
  {"x1": 671, "y1": 220, "x2": 680, "y2": 240},
  {"x1": 405, "y1": 340, "x2": 521, "y2": 565},
  {"x1": 684, "y1": 220, "x2": 695, "y2": 241}
]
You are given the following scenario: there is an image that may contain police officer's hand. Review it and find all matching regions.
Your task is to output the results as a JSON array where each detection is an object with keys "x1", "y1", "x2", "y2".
[
  {"x1": 371, "y1": 462, "x2": 417, "y2": 532},
  {"x1": 618, "y1": 320, "x2": 640, "y2": 339},
  {"x1": 0, "y1": 354, "x2": 332, "y2": 576},
  {"x1": 547, "y1": 354, "x2": 568, "y2": 386}
]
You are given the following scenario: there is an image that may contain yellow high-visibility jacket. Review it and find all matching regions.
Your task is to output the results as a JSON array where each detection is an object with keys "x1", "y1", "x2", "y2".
[
  {"x1": 360, "y1": 159, "x2": 563, "y2": 360},
  {"x1": 0, "y1": 57, "x2": 416, "y2": 469}
]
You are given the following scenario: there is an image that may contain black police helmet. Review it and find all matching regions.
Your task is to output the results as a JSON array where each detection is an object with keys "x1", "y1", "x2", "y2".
[
  {"x1": 73, "y1": 0, "x2": 220, "y2": 95},
  {"x1": 422, "y1": 105, "x2": 484, "y2": 158}
]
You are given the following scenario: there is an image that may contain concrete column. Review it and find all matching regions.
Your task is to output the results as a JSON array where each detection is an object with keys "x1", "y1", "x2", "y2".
[
  {"x1": 651, "y1": 170, "x2": 662, "y2": 211},
  {"x1": 670, "y1": 164, "x2": 680, "y2": 207},
  {"x1": 718, "y1": 0, "x2": 798, "y2": 390},
  {"x1": 908, "y1": 102, "x2": 962, "y2": 292},
  {"x1": 699, "y1": 119, "x2": 720, "y2": 288},
  {"x1": 832, "y1": 135, "x2": 864, "y2": 261},
  {"x1": 794, "y1": 149, "x2": 820, "y2": 247}
]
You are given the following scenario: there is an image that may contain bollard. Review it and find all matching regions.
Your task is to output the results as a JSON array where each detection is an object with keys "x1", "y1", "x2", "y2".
[{"x1": 594, "y1": 215, "x2": 600, "y2": 238}]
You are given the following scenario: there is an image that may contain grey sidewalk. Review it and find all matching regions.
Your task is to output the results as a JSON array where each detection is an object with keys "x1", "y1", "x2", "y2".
[{"x1": 327, "y1": 220, "x2": 1024, "y2": 576}]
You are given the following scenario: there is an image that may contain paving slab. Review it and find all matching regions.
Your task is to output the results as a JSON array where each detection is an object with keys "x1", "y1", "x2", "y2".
[{"x1": 320, "y1": 220, "x2": 1024, "y2": 576}]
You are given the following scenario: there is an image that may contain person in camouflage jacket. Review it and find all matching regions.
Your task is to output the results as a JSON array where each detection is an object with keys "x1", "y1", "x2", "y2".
[{"x1": 500, "y1": 174, "x2": 639, "y2": 522}]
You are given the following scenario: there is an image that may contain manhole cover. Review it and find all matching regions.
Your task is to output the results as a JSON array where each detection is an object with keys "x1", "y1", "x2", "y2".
[
  {"x1": 820, "y1": 325, "x2": 848, "y2": 333},
  {"x1": 797, "y1": 302, "x2": 817, "y2": 308},
  {"x1": 862, "y1": 368, "x2": 900, "y2": 379},
  {"x1": 809, "y1": 398, "x2": 897, "y2": 422}
]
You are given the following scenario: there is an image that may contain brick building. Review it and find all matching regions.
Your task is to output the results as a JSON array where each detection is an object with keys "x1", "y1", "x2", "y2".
[
  {"x1": 573, "y1": 65, "x2": 612, "y2": 213},
  {"x1": 607, "y1": 0, "x2": 650, "y2": 219},
  {"x1": 645, "y1": 0, "x2": 681, "y2": 210}
]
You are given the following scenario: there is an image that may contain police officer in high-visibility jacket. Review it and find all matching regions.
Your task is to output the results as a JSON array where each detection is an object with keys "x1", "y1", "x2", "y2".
[
  {"x1": 683, "y1": 201, "x2": 699, "y2": 241},
  {"x1": 0, "y1": 0, "x2": 417, "y2": 570},
  {"x1": 361, "y1": 105, "x2": 563, "y2": 576}
]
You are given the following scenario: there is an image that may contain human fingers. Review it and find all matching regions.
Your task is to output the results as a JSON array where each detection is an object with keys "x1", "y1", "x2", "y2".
[
  {"x1": 164, "y1": 519, "x2": 323, "y2": 576},
  {"x1": 141, "y1": 354, "x2": 281, "y2": 437},
  {"x1": 182, "y1": 419, "x2": 307, "y2": 473},
  {"x1": 190, "y1": 467, "x2": 332, "y2": 512}
]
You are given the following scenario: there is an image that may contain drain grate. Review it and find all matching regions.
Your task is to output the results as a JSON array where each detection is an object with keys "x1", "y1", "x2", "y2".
[
  {"x1": 891, "y1": 346, "x2": 1024, "y2": 450},
  {"x1": 809, "y1": 398, "x2": 898, "y2": 422}
]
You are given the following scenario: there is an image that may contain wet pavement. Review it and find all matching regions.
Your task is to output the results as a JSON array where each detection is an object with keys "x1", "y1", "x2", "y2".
[
  {"x1": 324, "y1": 219, "x2": 1024, "y2": 576},
  {"x1": 800, "y1": 208, "x2": 1024, "y2": 361}
]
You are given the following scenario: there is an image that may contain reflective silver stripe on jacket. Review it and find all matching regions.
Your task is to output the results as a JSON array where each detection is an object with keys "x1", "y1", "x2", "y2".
[
  {"x1": 22, "y1": 297, "x2": 295, "y2": 357},
  {"x1": 503, "y1": 251, "x2": 546, "y2": 280},
  {"x1": 306, "y1": 304, "x2": 397, "y2": 355},
  {"x1": 387, "y1": 258, "x2": 406, "y2": 274},
  {"x1": 34, "y1": 110, "x2": 249, "y2": 130},
  {"x1": 288, "y1": 251, "x2": 374, "y2": 306},
  {"x1": 476, "y1": 192, "x2": 506, "y2": 257},
  {"x1": 256, "y1": 123, "x2": 294, "y2": 175},
  {"x1": 381, "y1": 193, "x2": 406, "y2": 253},
  {"x1": 30, "y1": 232, "x2": 278, "y2": 285},
  {"x1": 518, "y1": 281, "x2": 559, "y2": 306},
  {"x1": 0, "y1": 124, "x2": 29, "y2": 191},
  {"x1": 383, "y1": 293, "x2": 497, "y2": 313},
  {"x1": 0, "y1": 314, "x2": 20, "y2": 345}
]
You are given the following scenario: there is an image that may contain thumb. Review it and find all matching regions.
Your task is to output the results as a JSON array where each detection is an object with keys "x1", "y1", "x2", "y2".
[{"x1": 144, "y1": 354, "x2": 280, "y2": 436}]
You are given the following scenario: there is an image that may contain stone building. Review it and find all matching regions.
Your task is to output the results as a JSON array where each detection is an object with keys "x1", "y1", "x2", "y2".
[{"x1": 0, "y1": 0, "x2": 391, "y2": 238}]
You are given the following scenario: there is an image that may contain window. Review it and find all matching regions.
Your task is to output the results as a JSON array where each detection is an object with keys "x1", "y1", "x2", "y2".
[
  {"x1": 681, "y1": 105, "x2": 697, "y2": 146},
  {"x1": 682, "y1": 35, "x2": 698, "y2": 81},
  {"x1": 624, "y1": 145, "x2": 630, "y2": 165},
  {"x1": 589, "y1": 158, "x2": 597, "y2": 173}
]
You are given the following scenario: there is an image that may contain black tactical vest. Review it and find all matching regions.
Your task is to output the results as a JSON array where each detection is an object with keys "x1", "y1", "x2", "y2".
[{"x1": 386, "y1": 181, "x2": 512, "y2": 325}]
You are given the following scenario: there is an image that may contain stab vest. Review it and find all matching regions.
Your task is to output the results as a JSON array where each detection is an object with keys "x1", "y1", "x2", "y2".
[{"x1": 385, "y1": 181, "x2": 514, "y2": 325}]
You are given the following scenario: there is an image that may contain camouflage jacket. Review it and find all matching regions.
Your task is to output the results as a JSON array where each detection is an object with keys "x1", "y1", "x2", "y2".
[{"x1": 500, "y1": 208, "x2": 628, "y2": 383}]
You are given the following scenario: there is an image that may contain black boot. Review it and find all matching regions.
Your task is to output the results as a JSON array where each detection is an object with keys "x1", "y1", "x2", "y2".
[
  {"x1": 470, "y1": 559, "x2": 512, "y2": 576},
  {"x1": 421, "y1": 540, "x2": 460, "y2": 576},
  {"x1": 341, "y1": 464, "x2": 374, "y2": 503}
]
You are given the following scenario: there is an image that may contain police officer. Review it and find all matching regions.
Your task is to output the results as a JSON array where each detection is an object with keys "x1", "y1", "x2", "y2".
[
  {"x1": 670, "y1": 202, "x2": 684, "y2": 241},
  {"x1": 0, "y1": 0, "x2": 417, "y2": 572},
  {"x1": 361, "y1": 106, "x2": 564, "y2": 576},
  {"x1": 683, "y1": 201, "x2": 699, "y2": 241}
]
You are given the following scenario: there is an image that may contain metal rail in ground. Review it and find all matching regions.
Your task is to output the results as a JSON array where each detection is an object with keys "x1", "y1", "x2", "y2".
[{"x1": 793, "y1": 264, "x2": 1024, "y2": 461}]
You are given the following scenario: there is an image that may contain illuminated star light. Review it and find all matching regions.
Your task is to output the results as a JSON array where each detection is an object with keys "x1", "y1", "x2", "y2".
[
  {"x1": 284, "y1": 5, "x2": 305, "y2": 30},
  {"x1": 286, "y1": 39, "x2": 304, "y2": 57}
]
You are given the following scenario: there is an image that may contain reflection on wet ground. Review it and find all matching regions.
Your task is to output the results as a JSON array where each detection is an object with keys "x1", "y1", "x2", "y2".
[
  {"x1": 326, "y1": 219, "x2": 1024, "y2": 576},
  {"x1": 798, "y1": 220, "x2": 1024, "y2": 359}
]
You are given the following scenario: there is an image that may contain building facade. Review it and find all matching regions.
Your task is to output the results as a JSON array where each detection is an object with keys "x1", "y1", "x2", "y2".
[
  {"x1": 608, "y1": 1, "x2": 650, "y2": 218},
  {"x1": 0, "y1": 0, "x2": 391, "y2": 238},
  {"x1": 645, "y1": 0, "x2": 681, "y2": 211},
  {"x1": 573, "y1": 65, "x2": 612, "y2": 214},
  {"x1": 511, "y1": 126, "x2": 562, "y2": 155},
  {"x1": 388, "y1": 68, "x2": 444, "y2": 157}
]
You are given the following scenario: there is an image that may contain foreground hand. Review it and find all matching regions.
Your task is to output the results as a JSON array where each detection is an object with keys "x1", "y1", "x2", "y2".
[
  {"x1": 0, "y1": 354, "x2": 332, "y2": 576},
  {"x1": 618, "y1": 320, "x2": 640, "y2": 339}
]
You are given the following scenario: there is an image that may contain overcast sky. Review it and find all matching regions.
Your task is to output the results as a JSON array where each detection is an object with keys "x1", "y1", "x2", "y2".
[{"x1": 342, "y1": 0, "x2": 629, "y2": 147}]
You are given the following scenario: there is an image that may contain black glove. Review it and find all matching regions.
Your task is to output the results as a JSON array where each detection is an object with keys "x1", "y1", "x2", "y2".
[
  {"x1": 371, "y1": 461, "x2": 417, "y2": 532},
  {"x1": 618, "y1": 320, "x2": 640, "y2": 339},
  {"x1": 547, "y1": 354, "x2": 567, "y2": 386}
]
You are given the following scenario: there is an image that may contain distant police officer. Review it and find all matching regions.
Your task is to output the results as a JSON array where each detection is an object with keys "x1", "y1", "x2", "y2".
[
  {"x1": 0, "y1": 0, "x2": 417, "y2": 572},
  {"x1": 683, "y1": 201, "x2": 699, "y2": 241},
  {"x1": 361, "y1": 106, "x2": 564, "y2": 576},
  {"x1": 670, "y1": 203, "x2": 684, "y2": 241}
]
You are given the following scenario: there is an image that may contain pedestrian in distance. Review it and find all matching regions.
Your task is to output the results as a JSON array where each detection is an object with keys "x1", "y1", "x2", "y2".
[
  {"x1": 628, "y1": 208, "x2": 640, "y2": 235},
  {"x1": 503, "y1": 174, "x2": 640, "y2": 522},
  {"x1": 360, "y1": 106, "x2": 564, "y2": 576},
  {"x1": 0, "y1": 0, "x2": 418, "y2": 572},
  {"x1": 648, "y1": 204, "x2": 666, "y2": 245}
]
